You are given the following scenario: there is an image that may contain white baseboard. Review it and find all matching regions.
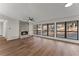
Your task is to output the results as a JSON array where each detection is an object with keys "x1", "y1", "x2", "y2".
[
  {"x1": 34, "y1": 35, "x2": 79, "y2": 44},
  {"x1": 6, "y1": 36, "x2": 19, "y2": 40}
]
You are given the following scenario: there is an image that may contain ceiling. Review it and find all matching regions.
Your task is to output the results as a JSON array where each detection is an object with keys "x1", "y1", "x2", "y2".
[{"x1": 0, "y1": 3, "x2": 79, "y2": 22}]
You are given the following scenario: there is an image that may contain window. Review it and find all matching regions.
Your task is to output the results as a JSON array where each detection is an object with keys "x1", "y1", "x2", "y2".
[
  {"x1": 48, "y1": 24, "x2": 55, "y2": 37},
  {"x1": 38, "y1": 24, "x2": 42, "y2": 35},
  {"x1": 34, "y1": 20, "x2": 79, "y2": 40},
  {"x1": 42, "y1": 24, "x2": 47, "y2": 36},
  {"x1": 33, "y1": 30, "x2": 37, "y2": 35},
  {"x1": 33, "y1": 25, "x2": 38, "y2": 35},
  {"x1": 56, "y1": 21, "x2": 78, "y2": 40},
  {"x1": 56, "y1": 22, "x2": 65, "y2": 38},
  {"x1": 66, "y1": 21, "x2": 78, "y2": 40}
]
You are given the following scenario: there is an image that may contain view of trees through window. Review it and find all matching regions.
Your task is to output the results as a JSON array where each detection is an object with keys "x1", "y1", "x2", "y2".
[
  {"x1": 33, "y1": 25, "x2": 38, "y2": 35},
  {"x1": 38, "y1": 24, "x2": 42, "y2": 35},
  {"x1": 42, "y1": 24, "x2": 47, "y2": 36},
  {"x1": 66, "y1": 21, "x2": 78, "y2": 40},
  {"x1": 33, "y1": 20, "x2": 79, "y2": 40},
  {"x1": 56, "y1": 22, "x2": 65, "y2": 38},
  {"x1": 48, "y1": 24, "x2": 55, "y2": 37},
  {"x1": 56, "y1": 21, "x2": 78, "y2": 40}
]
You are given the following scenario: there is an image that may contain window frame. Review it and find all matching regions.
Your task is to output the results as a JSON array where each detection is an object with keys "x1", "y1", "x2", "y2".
[
  {"x1": 42, "y1": 24, "x2": 48, "y2": 36},
  {"x1": 33, "y1": 25, "x2": 38, "y2": 35},
  {"x1": 66, "y1": 21, "x2": 78, "y2": 40},
  {"x1": 37, "y1": 24, "x2": 42, "y2": 35},
  {"x1": 56, "y1": 20, "x2": 78, "y2": 40}
]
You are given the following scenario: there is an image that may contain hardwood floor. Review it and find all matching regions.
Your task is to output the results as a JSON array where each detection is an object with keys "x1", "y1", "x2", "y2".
[{"x1": 0, "y1": 36, "x2": 79, "y2": 56}]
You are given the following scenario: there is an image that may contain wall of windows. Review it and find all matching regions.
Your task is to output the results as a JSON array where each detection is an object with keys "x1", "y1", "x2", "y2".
[
  {"x1": 33, "y1": 20, "x2": 79, "y2": 40},
  {"x1": 33, "y1": 23, "x2": 55, "y2": 37}
]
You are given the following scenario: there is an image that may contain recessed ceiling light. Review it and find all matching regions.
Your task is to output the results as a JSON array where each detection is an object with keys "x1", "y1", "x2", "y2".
[{"x1": 65, "y1": 3, "x2": 73, "y2": 7}]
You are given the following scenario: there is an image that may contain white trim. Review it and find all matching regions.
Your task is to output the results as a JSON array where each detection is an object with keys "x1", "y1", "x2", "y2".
[
  {"x1": 3, "y1": 20, "x2": 7, "y2": 37},
  {"x1": 54, "y1": 22, "x2": 56, "y2": 38},
  {"x1": 34, "y1": 35, "x2": 79, "y2": 44}
]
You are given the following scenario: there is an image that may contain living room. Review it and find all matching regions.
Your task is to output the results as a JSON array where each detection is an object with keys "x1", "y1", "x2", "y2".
[{"x1": 0, "y1": 2, "x2": 79, "y2": 57}]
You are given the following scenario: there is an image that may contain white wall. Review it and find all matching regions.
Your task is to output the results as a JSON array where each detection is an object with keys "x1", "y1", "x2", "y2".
[
  {"x1": 6, "y1": 19, "x2": 19, "y2": 40},
  {"x1": 19, "y1": 21, "x2": 29, "y2": 32},
  {"x1": 0, "y1": 13, "x2": 35, "y2": 40},
  {"x1": 0, "y1": 13, "x2": 20, "y2": 40},
  {"x1": 3, "y1": 20, "x2": 7, "y2": 37},
  {"x1": 37, "y1": 16, "x2": 79, "y2": 24},
  {"x1": 29, "y1": 21, "x2": 33, "y2": 35}
]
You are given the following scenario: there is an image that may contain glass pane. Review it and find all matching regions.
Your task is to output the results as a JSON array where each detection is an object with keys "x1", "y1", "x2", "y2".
[
  {"x1": 38, "y1": 24, "x2": 42, "y2": 30},
  {"x1": 42, "y1": 24, "x2": 47, "y2": 36},
  {"x1": 33, "y1": 25, "x2": 38, "y2": 30},
  {"x1": 57, "y1": 22, "x2": 65, "y2": 32},
  {"x1": 33, "y1": 25, "x2": 38, "y2": 35},
  {"x1": 56, "y1": 22, "x2": 65, "y2": 38},
  {"x1": 48, "y1": 24, "x2": 55, "y2": 37},
  {"x1": 38, "y1": 30, "x2": 41, "y2": 35},
  {"x1": 67, "y1": 32, "x2": 77, "y2": 40},
  {"x1": 56, "y1": 32, "x2": 65, "y2": 38},
  {"x1": 33, "y1": 30, "x2": 37, "y2": 35},
  {"x1": 66, "y1": 21, "x2": 77, "y2": 40},
  {"x1": 38, "y1": 24, "x2": 42, "y2": 35}
]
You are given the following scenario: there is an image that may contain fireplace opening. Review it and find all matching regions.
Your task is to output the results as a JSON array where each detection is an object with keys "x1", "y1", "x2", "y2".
[{"x1": 21, "y1": 31, "x2": 28, "y2": 35}]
